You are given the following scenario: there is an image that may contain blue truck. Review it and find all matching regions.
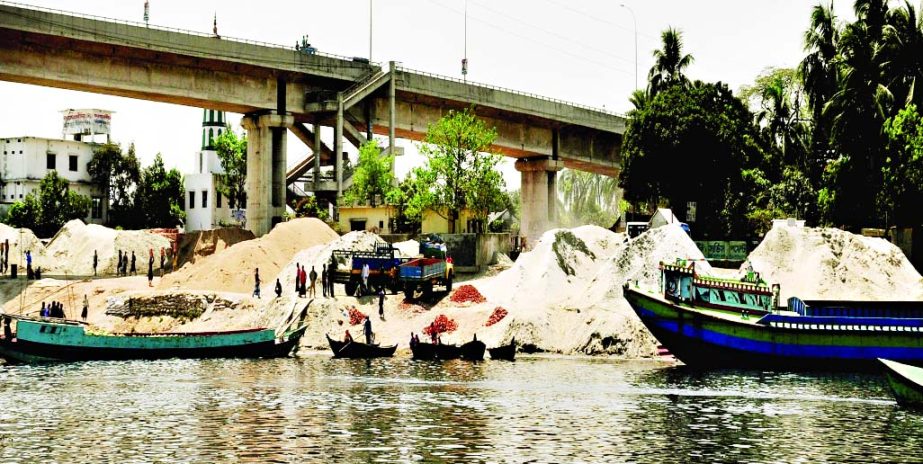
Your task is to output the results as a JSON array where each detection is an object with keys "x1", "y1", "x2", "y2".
[
  {"x1": 330, "y1": 242, "x2": 408, "y2": 296},
  {"x1": 399, "y1": 257, "x2": 454, "y2": 300}
]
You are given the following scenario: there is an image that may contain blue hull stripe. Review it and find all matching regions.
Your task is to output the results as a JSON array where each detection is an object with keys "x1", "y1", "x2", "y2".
[{"x1": 636, "y1": 305, "x2": 923, "y2": 363}]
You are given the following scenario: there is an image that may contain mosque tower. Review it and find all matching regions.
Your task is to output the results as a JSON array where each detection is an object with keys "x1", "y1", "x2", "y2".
[
  {"x1": 197, "y1": 108, "x2": 226, "y2": 174},
  {"x1": 186, "y1": 108, "x2": 233, "y2": 231}
]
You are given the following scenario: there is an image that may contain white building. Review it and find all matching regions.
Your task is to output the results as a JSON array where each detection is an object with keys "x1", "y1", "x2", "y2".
[
  {"x1": 184, "y1": 109, "x2": 236, "y2": 231},
  {"x1": 1, "y1": 109, "x2": 112, "y2": 224}
]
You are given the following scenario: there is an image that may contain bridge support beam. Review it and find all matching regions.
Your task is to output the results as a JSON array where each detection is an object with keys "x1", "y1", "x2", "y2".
[
  {"x1": 515, "y1": 157, "x2": 564, "y2": 246},
  {"x1": 242, "y1": 111, "x2": 294, "y2": 237}
]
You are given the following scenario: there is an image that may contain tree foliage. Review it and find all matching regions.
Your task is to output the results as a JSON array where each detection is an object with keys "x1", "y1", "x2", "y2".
[
  {"x1": 88, "y1": 142, "x2": 141, "y2": 228},
  {"x1": 213, "y1": 129, "x2": 247, "y2": 209},
  {"x1": 648, "y1": 27, "x2": 694, "y2": 96},
  {"x1": 881, "y1": 103, "x2": 923, "y2": 226},
  {"x1": 558, "y1": 170, "x2": 621, "y2": 228},
  {"x1": 342, "y1": 140, "x2": 395, "y2": 206},
  {"x1": 136, "y1": 154, "x2": 185, "y2": 228},
  {"x1": 620, "y1": 81, "x2": 766, "y2": 238},
  {"x1": 407, "y1": 108, "x2": 507, "y2": 233},
  {"x1": 6, "y1": 171, "x2": 91, "y2": 237}
]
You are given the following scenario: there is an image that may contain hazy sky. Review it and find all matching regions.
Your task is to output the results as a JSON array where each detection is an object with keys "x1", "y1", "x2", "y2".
[{"x1": 0, "y1": 0, "x2": 857, "y2": 189}]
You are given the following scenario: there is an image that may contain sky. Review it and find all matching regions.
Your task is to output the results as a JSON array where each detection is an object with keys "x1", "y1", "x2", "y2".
[{"x1": 0, "y1": 0, "x2": 859, "y2": 190}]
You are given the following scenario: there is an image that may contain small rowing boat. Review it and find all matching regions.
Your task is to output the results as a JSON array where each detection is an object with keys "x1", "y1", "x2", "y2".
[
  {"x1": 880, "y1": 358, "x2": 923, "y2": 408},
  {"x1": 326, "y1": 334, "x2": 397, "y2": 358},
  {"x1": 488, "y1": 338, "x2": 516, "y2": 361}
]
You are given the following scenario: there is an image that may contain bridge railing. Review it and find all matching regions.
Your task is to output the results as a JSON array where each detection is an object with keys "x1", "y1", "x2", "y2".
[
  {"x1": 0, "y1": 0, "x2": 364, "y2": 63},
  {"x1": 395, "y1": 65, "x2": 625, "y2": 118}
]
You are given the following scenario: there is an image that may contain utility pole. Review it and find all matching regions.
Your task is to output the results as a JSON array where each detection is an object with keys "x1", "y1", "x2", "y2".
[{"x1": 461, "y1": 0, "x2": 468, "y2": 81}]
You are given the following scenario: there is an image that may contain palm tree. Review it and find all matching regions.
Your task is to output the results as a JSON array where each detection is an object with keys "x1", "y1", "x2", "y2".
[
  {"x1": 557, "y1": 170, "x2": 620, "y2": 227},
  {"x1": 882, "y1": 1, "x2": 923, "y2": 108},
  {"x1": 648, "y1": 27, "x2": 694, "y2": 96},
  {"x1": 756, "y1": 75, "x2": 807, "y2": 168},
  {"x1": 628, "y1": 89, "x2": 650, "y2": 113},
  {"x1": 800, "y1": 2, "x2": 839, "y2": 122}
]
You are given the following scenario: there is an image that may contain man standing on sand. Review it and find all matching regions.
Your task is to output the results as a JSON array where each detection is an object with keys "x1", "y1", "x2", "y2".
[
  {"x1": 130, "y1": 251, "x2": 137, "y2": 276},
  {"x1": 275, "y1": 278, "x2": 282, "y2": 298},
  {"x1": 378, "y1": 287, "x2": 385, "y2": 321},
  {"x1": 81, "y1": 295, "x2": 89, "y2": 321},
  {"x1": 117, "y1": 250, "x2": 123, "y2": 276},
  {"x1": 147, "y1": 248, "x2": 154, "y2": 287},
  {"x1": 309, "y1": 266, "x2": 317, "y2": 298},
  {"x1": 294, "y1": 264, "x2": 301, "y2": 295},
  {"x1": 299, "y1": 265, "x2": 308, "y2": 298},
  {"x1": 253, "y1": 268, "x2": 261, "y2": 298},
  {"x1": 321, "y1": 264, "x2": 328, "y2": 298},
  {"x1": 363, "y1": 315, "x2": 373, "y2": 344},
  {"x1": 361, "y1": 263, "x2": 370, "y2": 295},
  {"x1": 160, "y1": 248, "x2": 166, "y2": 278},
  {"x1": 93, "y1": 250, "x2": 98, "y2": 277}
]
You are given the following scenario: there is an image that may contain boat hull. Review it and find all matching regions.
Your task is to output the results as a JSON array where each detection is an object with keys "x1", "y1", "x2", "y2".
[
  {"x1": 326, "y1": 335, "x2": 397, "y2": 359},
  {"x1": 488, "y1": 340, "x2": 516, "y2": 361},
  {"x1": 460, "y1": 340, "x2": 486, "y2": 361},
  {"x1": 881, "y1": 358, "x2": 923, "y2": 408},
  {"x1": 410, "y1": 342, "x2": 461, "y2": 360},
  {"x1": 625, "y1": 288, "x2": 923, "y2": 371},
  {"x1": 0, "y1": 319, "x2": 305, "y2": 364}
]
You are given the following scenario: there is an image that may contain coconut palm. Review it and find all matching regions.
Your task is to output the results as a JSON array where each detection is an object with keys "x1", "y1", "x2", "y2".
[
  {"x1": 648, "y1": 27, "x2": 694, "y2": 96},
  {"x1": 557, "y1": 169, "x2": 621, "y2": 227},
  {"x1": 800, "y1": 2, "x2": 840, "y2": 122},
  {"x1": 882, "y1": 1, "x2": 923, "y2": 108}
]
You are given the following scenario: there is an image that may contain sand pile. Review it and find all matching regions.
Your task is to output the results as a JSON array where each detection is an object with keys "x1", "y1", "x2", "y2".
[
  {"x1": 745, "y1": 226, "x2": 923, "y2": 301},
  {"x1": 43, "y1": 220, "x2": 170, "y2": 275},
  {"x1": 175, "y1": 227, "x2": 255, "y2": 268},
  {"x1": 162, "y1": 218, "x2": 339, "y2": 293},
  {"x1": 474, "y1": 223, "x2": 707, "y2": 355},
  {"x1": 0, "y1": 223, "x2": 45, "y2": 267}
]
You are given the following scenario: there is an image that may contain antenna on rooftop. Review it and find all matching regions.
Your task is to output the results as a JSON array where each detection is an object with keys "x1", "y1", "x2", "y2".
[{"x1": 143, "y1": 0, "x2": 149, "y2": 27}]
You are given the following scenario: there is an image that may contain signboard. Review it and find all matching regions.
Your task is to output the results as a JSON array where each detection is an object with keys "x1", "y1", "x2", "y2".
[
  {"x1": 61, "y1": 109, "x2": 112, "y2": 136},
  {"x1": 686, "y1": 201, "x2": 697, "y2": 223},
  {"x1": 695, "y1": 241, "x2": 748, "y2": 261}
]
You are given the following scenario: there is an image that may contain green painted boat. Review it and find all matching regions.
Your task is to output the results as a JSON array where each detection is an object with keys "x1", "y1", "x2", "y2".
[
  {"x1": 880, "y1": 358, "x2": 923, "y2": 408},
  {"x1": 0, "y1": 315, "x2": 306, "y2": 364}
]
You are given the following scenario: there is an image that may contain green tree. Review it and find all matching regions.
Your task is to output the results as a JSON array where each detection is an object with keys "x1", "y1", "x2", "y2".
[
  {"x1": 620, "y1": 81, "x2": 766, "y2": 238},
  {"x1": 410, "y1": 108, "x2": 507, "y2": 233},
  {"x1": 881, "y1": 103, "x2": 923, "y2": 227},
  {"x1": 5, "y1": 193, "x2": 40, "y2": 231},
  {"x1": 88, "y1": 142, "x2": 141, "y2": 228},
  {"x1": 34, "y1": 171, "x2": 91, "y2": 237},
  {"x1": 213, "y1": 129, "x2": 248, "y2": 209},
  {"x1": 342, "y1": 140, "x2": 395, "y2": 207},
  {"x1": 557, "y1": 170, "x2": 621, "y2": 227},
  {"x1": 136, "y1": 154, "x2": 186, "y2": 228},
  {"x1": 648, "y1": 27, "x2": 694, "y2": 96}
]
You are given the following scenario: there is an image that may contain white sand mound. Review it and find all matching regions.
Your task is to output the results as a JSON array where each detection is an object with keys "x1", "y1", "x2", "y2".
[
  {"x1": 0, "y1": 223, "x2": 45, "y2": 267},
  {"x1": 745, "y1": 226, "x2": 923, "y2": 301},
  {"x1": 43, "y1": 220, "x2": 170, "y2": 275},
  {"x1": 474, "y1": 223, "x2": 707, "y2": 355},
  {"x1": 162, "y1": 218, "x2": 339, "y2": 293}
]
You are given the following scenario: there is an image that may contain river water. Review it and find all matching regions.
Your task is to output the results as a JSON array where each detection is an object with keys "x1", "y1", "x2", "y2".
[{"x1": 0, "y1": 354, "x2": 920, "y2": 463}]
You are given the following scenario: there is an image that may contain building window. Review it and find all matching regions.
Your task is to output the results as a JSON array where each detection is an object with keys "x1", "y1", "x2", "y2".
[
  {"x1": 46, "y1": 154, "x2": 55, "y2": 170},
  {"x1": 91, "y1": 197, "x2": 102, "y2": 219},
  {"x1": 228, "y1": 195, "x2": 235, "y2": 209},
  {"x1": 69, "y1": 155, "x2": 78, "y2": 172},
  {"x1": 199, "y1": 153, "x2": 203, "y2": 174},
  {"x1": 217, "y1": 192, "x2": 222, "y2": 208},
  {"x1": 202, "y1": 190, "x2": 208, "y2": 208},
  {"x1": 189, "y1": 191, "x2": 195, "y2": 209}
]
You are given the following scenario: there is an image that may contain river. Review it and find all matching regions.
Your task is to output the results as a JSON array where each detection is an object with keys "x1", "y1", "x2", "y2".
[{"x1": 0, "y1": 354, "x2": 920, "y2": 463}]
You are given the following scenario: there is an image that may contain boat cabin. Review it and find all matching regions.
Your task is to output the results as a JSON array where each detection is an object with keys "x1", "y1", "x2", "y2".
[{"x1": 660, "y1": 260, "x2": 779, "y2": 315}]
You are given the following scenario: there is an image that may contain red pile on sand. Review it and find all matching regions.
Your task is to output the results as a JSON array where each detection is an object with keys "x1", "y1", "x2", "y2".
[
  {"x1": 450, "y1": 285, "x2": 486, "y2": 304},
  {"x1": 423, "y1": 314, "x2": 458, "y2": 336},
  {"x1": 348, "y1": 307, "x2": 367, "y2": 326},
  {"x1": 485, "y1": 307, "x2": 508, "y2": 327}
]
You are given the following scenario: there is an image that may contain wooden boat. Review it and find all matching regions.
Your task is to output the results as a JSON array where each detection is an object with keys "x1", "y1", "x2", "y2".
[
  {"x1": 460, "y1": 339, "x2": 486, "y2": 361},
  {"x1": 0, "y1": 315, "x2": 306, "y2": 364},
  {"x1": 326, "y1": 334, "x2": 397, "y2": 359},
  {"x1": 880, "y1": 358, "x2": 923, "y2": 408},
  {"x1": 488, "y1": 338, "x2": 516, "y2": 361},
  {"x1": 410, "y1": 341, "x2": 462, "y2": 360},
  {"x1": 623, "y1": 260, "x2": 923, "y2": 370}
]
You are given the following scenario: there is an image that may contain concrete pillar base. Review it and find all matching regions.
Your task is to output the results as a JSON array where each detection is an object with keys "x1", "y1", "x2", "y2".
[
  {"x1": 241, "y1": 111, "x2": 294, "y2": 237},
  {"x1": 515, "y1": 157, "x2": 564, "y2": 247}
]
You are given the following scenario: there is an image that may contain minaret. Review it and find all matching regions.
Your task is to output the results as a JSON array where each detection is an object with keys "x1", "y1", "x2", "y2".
[{"x1": 201, "y1": 109, "x2": 226, "y2": 150}]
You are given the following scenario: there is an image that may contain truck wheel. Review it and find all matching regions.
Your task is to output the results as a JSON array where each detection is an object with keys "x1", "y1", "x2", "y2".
[
  {"x1": 345, "y1": 280, "x2": 357, "y2": 297},
  {"x1": 423, "y1": 283, "x2": 433, "y2": 297},
  {"x1": 446, "y1": 276, "x2": 453, "y2": 293},
  {"x1": 404, "y1": 283, "x2": 415, "y2": 300}
]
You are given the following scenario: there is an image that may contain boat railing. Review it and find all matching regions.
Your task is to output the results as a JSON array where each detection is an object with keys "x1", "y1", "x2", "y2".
[{"x1": 693, "y1": 277, "x2": 774, "y2": 296}]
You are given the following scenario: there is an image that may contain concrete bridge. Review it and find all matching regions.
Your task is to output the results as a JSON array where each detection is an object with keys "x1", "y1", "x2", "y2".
[{"x1": 0, "y1": 2, "x2": 627, "y2": 240}]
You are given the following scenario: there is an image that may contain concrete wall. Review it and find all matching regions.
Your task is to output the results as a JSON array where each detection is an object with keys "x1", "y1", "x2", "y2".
[
  {"x1": 441, "y1": 232, "x2": 511, "y2": 273},
  {"x1": 184, "y1": 172, "x2": 233, "y2": 232},
  {"x1": 422, "y1": 209, "x2": 481, "y2": 234},
  {"x1": 338, "y1": 205, "x2": 393, "y2": 234}
]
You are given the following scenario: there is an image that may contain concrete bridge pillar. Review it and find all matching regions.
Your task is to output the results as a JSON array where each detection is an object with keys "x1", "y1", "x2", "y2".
[
  {"x1": 241, "y1": 111, "x2": 294, "y2": 237},
  {"x1": 515, "y1": 157, "x2": 564, "y2": 247}
]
